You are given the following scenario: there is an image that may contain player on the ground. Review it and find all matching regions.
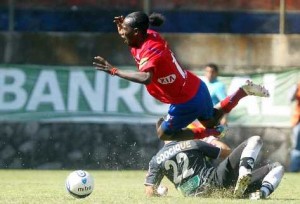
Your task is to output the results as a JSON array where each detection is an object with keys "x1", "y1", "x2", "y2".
[
  {"x1": 93, "y1": 11, "x2": 269, "y2": 141},
  {"x1": 144, "y1": 136, "x2": 284, "y2": 199}
]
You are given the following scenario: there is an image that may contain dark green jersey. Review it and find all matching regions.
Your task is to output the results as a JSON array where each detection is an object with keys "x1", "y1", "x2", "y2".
[{"x1": 145, "y1": 140, "x2": 220, "y2": 195}]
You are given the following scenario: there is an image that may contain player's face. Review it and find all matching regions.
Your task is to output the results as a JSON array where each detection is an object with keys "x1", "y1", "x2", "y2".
[
  {"x1": 120, "y1": 18, "x2": 139, "y2": 47},
  {"x1": 205, "y1": 66, "x2": 218, "y2": 82}
]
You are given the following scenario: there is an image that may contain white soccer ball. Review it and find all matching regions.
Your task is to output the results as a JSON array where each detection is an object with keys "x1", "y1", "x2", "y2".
[
  {"x1": 65, "y1": 170, "x2": 94, "y2": 199},
  {"x1": 157, "y1": 185, "x2": 168, "y2": 196}
]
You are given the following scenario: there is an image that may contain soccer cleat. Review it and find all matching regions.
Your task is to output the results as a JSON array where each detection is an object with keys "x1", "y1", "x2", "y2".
[
  {"x1": 241, "y1": 80, "x2": 270, "y2": 97},
  {"x1": 215, "y1": 125, "x2": 228, "y2": 138},
  {"x1": 234, "y1": 174, "x2": 252, "y2": 198}
]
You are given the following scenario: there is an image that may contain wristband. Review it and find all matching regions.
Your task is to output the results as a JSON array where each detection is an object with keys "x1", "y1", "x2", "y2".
[{"x1": 110, "y1": 67, "x2": 118, "y2": 76}]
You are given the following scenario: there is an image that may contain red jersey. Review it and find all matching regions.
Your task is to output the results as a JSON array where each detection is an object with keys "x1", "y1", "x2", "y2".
[{"x1": 131, "y1": 30, "x2": 200, "y2": 104}]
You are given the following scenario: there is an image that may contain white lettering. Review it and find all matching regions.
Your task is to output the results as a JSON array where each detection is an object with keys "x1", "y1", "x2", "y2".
[
  {"x1": 175, "y1": 144, "x2": 181, "y2": 152},
  {"x1": 158, "y1": 74, "x2": 176, "y2": 84},
  {"x1": 156, "y1": 141, "x2": 193, "y2": 164},
  {"x1": 0, "y1": 69, "x2": 27, "y2": 110},
  {"x1": 168, "y1": 147, "x2": 173, "y2": 156},
  {"x1": 68, "y1": 71, "x2": 105, "y2": 111},
  {"x1": 157, "y1": 156, "x2": 161, "y2": 164},
  {"x1": 27, "y1": 70, "x2": 65, "y2": 111},
  {"x1": 107, "y1": 77, "x2": 143, "y2": 112}
]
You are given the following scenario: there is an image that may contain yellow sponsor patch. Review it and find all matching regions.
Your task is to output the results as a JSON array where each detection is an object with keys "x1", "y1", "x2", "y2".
[{"x1": 139, "y1": 57, "x2": 148, "y2": 68}]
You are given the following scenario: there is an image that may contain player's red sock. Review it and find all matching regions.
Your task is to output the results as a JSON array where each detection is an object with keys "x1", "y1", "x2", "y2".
[
  {"x1": 220, "y1": 88, "x2": 247, "y2": 113},
  {"x1": 192, "y1": 127, "x2": 220, "y2": 139}
]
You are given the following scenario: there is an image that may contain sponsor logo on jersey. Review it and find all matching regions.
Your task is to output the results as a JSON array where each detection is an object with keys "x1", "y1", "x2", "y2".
[
  {"x1": 156, "y1": 141, "x2": 192, "y2": 164},
  {"x1": 158, "y1": 74, "x2": 176, "y2": 84}
]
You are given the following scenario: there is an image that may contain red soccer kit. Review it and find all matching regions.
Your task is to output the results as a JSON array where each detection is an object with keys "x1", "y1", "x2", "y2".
[{"x1": 131, "y1": 29, "x2": 201, "y2": 104}]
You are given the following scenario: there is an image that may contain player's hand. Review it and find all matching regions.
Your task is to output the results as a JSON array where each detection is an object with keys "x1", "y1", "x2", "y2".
[
  {"x1": 93, "y1": 56, "x2": 113, "y2": 73},
  {"x1": 113, "y1": 16, "x2": 124, "y2": 25},
  {"x1": 113, "y1": 16, "x2": 124, "y2": 35}
]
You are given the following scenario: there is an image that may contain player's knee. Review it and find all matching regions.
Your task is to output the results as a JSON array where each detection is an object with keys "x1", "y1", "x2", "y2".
[
  {"x1": 156, "y1": 117, "x2": 164, "y2": 129},
  {"x1": 156, "y1": 117, "x2": 173, "y2": 140}
]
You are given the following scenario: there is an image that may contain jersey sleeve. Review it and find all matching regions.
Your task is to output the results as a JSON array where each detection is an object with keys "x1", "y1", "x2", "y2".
[
  {"x1": 138, "y1": 50, "x2": 160, "y2": 73},
  {"x1": 138, "y1": 39, "x2": 163, "y2": 73},
  {"x1": 139, "y1": 57, "x2": 156, "y2": 73},
  {"x1": 144, "y1": 157, "x2": 164, "y2": 187},
  {"x1": 194, "y1": 140, "x2": 221, "y2": 159}
]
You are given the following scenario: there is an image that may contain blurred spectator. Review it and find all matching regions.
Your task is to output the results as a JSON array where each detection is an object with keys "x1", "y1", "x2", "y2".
[
  {"x1": 289, "y1": 81, "x2": 300, "y2": 172},
  {"x1": 202, "y1": 63, "x2": 227, "y2": 125}
]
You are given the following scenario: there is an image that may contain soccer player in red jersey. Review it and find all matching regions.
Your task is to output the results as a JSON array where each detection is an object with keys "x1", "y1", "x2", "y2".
[{"x1": 93, "y1": 11, "x2": 269, "y2": 141}]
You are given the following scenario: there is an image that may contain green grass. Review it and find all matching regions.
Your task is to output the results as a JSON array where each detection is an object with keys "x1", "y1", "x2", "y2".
[{"x1": 1, "y1": 170, "x2": 300, "y2": 204}]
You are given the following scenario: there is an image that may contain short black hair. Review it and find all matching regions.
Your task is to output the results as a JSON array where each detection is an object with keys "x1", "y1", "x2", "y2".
[
  {"x1": 125, "y1": 11, "x2": 165, "y2": 34},
  {"x1": 205, "y1": 63, "x2": 219, "y2": 73}
]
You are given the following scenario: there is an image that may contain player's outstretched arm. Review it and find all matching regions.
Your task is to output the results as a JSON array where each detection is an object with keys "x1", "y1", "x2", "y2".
[
  {"x1": 93, "y1": 56, "x2": 153, "y2": 84},
  {"x1": 202, "y1": 136, "x2": 232, "y2": 159},
  {"x1": 213, "y1": 140, "x2": 231, "y2": 159}
]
